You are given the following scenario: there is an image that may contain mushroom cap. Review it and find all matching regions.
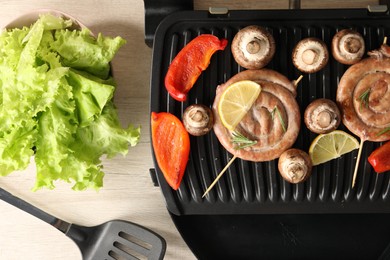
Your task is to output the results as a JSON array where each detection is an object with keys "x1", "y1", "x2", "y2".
[
  {"x1": 292, "y1": 37, "x2": 329, "y2": 73},
  {"x1": 278, "y1": 148, "x2": 312, "y2": 184},
  {"x1": 332, "y1": 29, "x2": 365, "y2": 65},
  {"x1": 304, "y1": 98, "x2": 341, "y2": 134},
  {"x1": 182, "y1": 104, "x2": 214, "y2": 136},
  {"x1": 231, "y1": 25, "x2": 275, "y2": 69}
]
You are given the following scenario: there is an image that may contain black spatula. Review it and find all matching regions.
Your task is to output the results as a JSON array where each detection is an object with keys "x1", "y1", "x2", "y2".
[{"x1": 0, "y1": 187, "x2": 166, "y2": 260}]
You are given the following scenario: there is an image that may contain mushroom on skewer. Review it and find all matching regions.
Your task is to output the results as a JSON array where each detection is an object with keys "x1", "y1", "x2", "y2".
[
  {"x1": 304, "y1": 98, "x2": 341, "y2": 134},
  {"x1": 292, "y1": 37, "x2": 329, "y2": 73},
  {"x1": 182, "y1": 104, "x2": 214, "y2": 136},
  {"x1": 231, "y1": 25, "x2": 275, "y2": 69},
  {"x1": 332, "y1": 29, "x2": 365, "y2": 65},
  {"x1": 278, "y1": 148, "x2": 312, "y2": 184}
]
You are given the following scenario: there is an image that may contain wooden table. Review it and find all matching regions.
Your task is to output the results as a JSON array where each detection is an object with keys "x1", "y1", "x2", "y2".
[{"x1": 0, "y1": 0, "x2": 379, "y2": 259}]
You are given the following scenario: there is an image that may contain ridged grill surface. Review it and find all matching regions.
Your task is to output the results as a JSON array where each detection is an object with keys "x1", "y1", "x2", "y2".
[{"x1": 150, "y1": 9, "x2": 390, "y2": 215}]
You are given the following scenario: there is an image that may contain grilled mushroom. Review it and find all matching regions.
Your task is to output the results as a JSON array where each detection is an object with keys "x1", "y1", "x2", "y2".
[
  {"x1": 231, "y1": 25, "x2": 275, "y2": 69},
  {"x1": 304, "y1": 98, "x2": 341, "y2": 134},
  {"x1": 278, "y1": 148, "x2": 312, "y2": 184},
  {"x1": 292, "y1": 37, "x2": 329, "y2": 73},
  {"x1": 182, "y1": 104, "x2": 214, "y2": 136},
  {"x1": 332, "y1": 29, "x2": 365, "y2": 65}
]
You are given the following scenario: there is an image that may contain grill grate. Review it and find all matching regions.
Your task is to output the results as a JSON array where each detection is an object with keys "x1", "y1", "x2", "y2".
[{"x1": 150, "y1": 9, "x2": 390, "y2": 215}]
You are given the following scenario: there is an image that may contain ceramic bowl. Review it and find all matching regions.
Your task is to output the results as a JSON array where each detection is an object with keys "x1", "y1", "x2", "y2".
[{"x1": 3, "y1": 9, "x2": 86, "y2": 30}]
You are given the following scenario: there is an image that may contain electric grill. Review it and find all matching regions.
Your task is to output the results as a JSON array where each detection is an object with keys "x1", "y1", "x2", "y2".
[{"x1": 145, "y1": 1, "x2": 390, "y2": 258}]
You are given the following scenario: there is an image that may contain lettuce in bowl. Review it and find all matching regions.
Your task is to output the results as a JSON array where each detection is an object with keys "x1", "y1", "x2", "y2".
[{"x1": 0, "y1": 13, "x2": 140, "y2": 190}]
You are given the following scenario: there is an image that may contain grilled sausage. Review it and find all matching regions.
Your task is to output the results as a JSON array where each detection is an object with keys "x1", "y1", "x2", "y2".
[
  {"x1": 213, "y1": 69, "x2": 301, "y2": 162},
  {"x1": 336, "y1": 54, "x2": 390, "y2": 142}
]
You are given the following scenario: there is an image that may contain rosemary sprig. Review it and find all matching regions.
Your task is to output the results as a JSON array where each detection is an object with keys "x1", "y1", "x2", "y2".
[
  {"x1": 377, "y1": 127, "x2": 390, "y2": 137},
  {"x1": 358, "y1": 88, "x2": 371, "y2": 110},
  {"x1": 231, "y1": 131, "x2": 257, "y2": 150},
  {"x1": 271, "y1": 106, "x2": 287, "y2": 132}
]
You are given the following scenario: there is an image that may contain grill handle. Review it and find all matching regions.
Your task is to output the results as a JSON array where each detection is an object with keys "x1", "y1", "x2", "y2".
[
  {"x1": 289, "y1": 0, "x2": 301, "y2": 9},
  {"x1": 289, "y1": 0, "x2": 389, "y2": 10},
  {"x1": 144, "y1": 0, "x2": 301, "y2": 48},
  {"x1": 144, "y1": 0, "x2": 193, "y2": 48},
  {"x1": 380, "y1": 0, "x2": 390, "y2": 7}
]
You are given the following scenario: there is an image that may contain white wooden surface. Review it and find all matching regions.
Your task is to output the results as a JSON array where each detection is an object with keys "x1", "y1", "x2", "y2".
[
  {"x1": 0, "y1": 1, "x2": 193, "y2": 259},
  {"x1": 0, "y1": 0, "x2": 379, "y2": 259}
]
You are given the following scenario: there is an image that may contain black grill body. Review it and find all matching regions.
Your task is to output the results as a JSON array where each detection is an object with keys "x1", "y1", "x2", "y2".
[
  {"x1": 151, "y1": 8, "x2": 390, "y2": 215},
  {"x1": 149, "y1": 7, "x2": 390, "y2": 259}
]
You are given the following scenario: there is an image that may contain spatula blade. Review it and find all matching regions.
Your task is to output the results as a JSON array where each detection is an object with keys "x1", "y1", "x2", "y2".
[{"x1": 67, "y1": 220, "x2": 166, "y2": 260}]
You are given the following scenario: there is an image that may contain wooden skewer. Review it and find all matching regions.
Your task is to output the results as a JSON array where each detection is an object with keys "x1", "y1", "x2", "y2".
[
  {"x1": 351, "y1": 35, "x2": 386, "y2": 187},
  {"x1": 202, "y1": 155, "x2": 238, "y2": 198},
  {"x1": 352, "y1": 139, "x2": 365, "y2": 188},
  {"x1": 294, "y1": 75, "x2": 303, "y2": 86}
]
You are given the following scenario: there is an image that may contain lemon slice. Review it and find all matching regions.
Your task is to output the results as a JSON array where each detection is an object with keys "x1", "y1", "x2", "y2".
[
  {"x1": 309, "y1": 130, "x2": 360, "y2": 166},
  {"x1": 218, "y1": 80, "x2": 261, "y2": 130}
]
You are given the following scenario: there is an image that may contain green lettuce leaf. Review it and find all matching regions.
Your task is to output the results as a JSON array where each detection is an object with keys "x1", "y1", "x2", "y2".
[
  {"x1": 0, "y1": 119, "x2": 37, "y2": 176},
  {"x1": 51, "y1": 28, "x2": 126, "y2": 79},
  {"x1": 66, "y1": 70, "x2": 114, "y2": 127},
  {"x1": 33, "y1": 77, "x2": 76, "y2": 190},
  {"x1": 72, "y1": 101, "x2": 141, "y2": 161},
  {"x1": 0, "y1": 14, "x2": 140, "y2": 190}
]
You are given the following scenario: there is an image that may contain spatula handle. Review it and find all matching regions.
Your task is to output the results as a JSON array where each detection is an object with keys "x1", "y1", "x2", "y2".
[{"x1": 0, "y1": 187, "x2": 71, "y2": 233}]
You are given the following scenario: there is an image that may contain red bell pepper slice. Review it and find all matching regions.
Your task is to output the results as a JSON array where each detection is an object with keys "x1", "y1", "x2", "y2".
[
  {"x1": 151, "y1": 112, "x2": 190, "y2": 190},
  {"x1": 368, "y1": 140, "x2": 390, "y2": 173},
  {"x1": 165, "y1": 34, "x2": 228, "y2": 102}
]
